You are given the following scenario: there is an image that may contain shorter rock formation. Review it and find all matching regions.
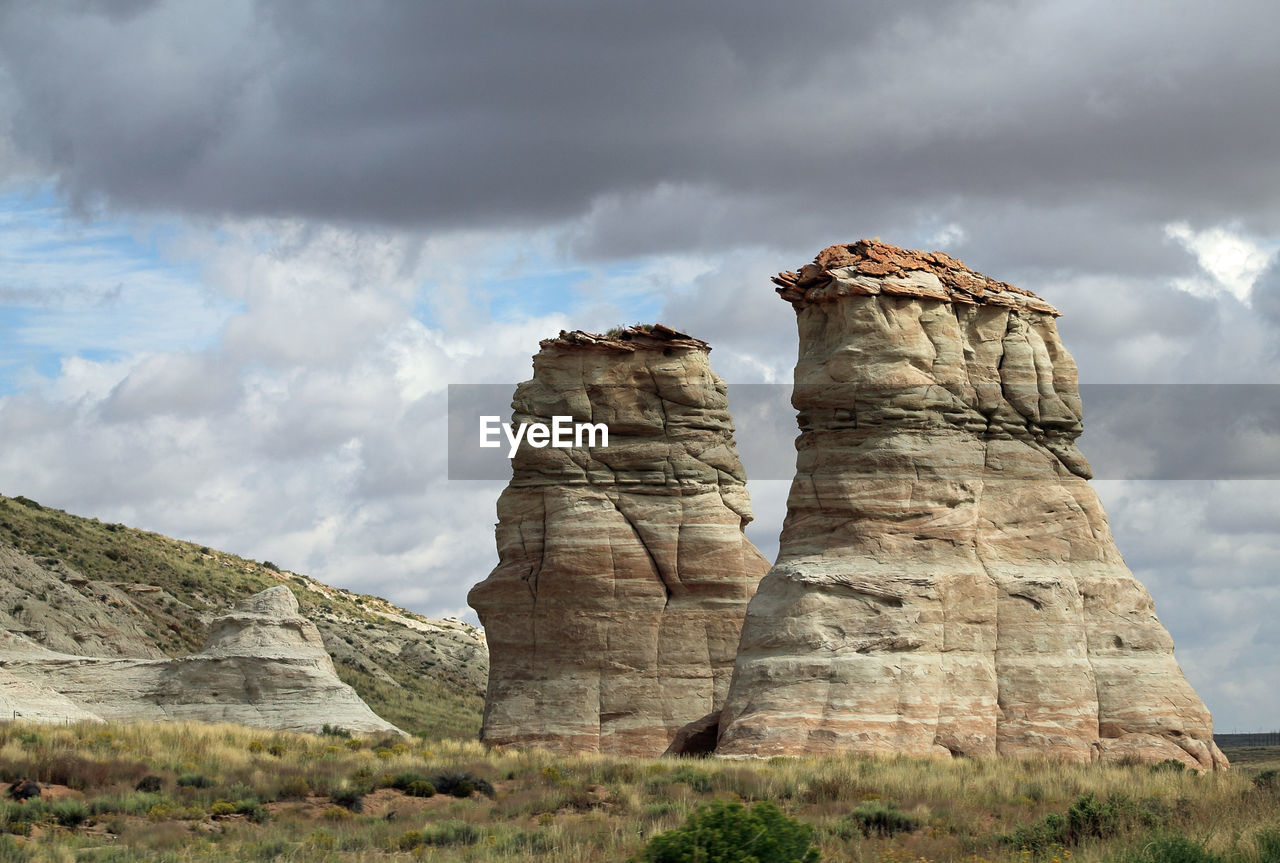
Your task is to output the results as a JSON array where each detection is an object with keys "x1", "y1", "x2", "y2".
[
  {"x1": 0, "y1": 586, "x2": 400, "y2": 733},
  {"x1": 469, "y1": 325, "x2": 770, "y2": 755},
  {"x1": 716, "y1": 240, "x2": 1226, "y2": 771}
]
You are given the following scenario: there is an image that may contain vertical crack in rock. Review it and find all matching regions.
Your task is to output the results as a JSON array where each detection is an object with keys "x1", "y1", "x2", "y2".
[
  {"x1": 468, "y1": 325, "x2": 770, "y2": 756},
  {"x1": 717, "y1": 240, "x2": 1227, "y2": 771}
]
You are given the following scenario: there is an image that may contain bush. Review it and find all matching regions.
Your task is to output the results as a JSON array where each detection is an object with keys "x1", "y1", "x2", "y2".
[
  {"x1": 1066, "y1": 791, "x2": 1127, "y2": 842},
  {"x1": 397, "y1": 830, "x2": 424, "y2": 851},
  {"x1": 49, "y1": 799, "x2": 88, "y2": 827},
  {"x1": 0, "y1": 800, "x2": 44, "y2": 836},
  {"x1": 665, "y1": 765, "x2": 714, "y2": 793},
  {"x1": 0, "y1": 835, "x2": 31, "y2": 863},
  {"x1": 5, "y1": 781, "x2": 39, "y2": 802},
  {"x1": 1151, "y1": 758, "x2": 1189, "y2": 773},
  {"x1": 276, "y1": 776, "x2": 311, "y2": 800},
  {"x1": 176, "y1": 773, "x2": 211, "y2": 789},
  {"x1": 420, "y1": 819, "x2": 482, "y2": 847},
  {"x1": 847, "y1": 800, "x2": 919, "y2": 838},
  {"x1": 428, "y1": 771, "x2": 494, "y2": 798},
  {"x1": 640, "y1": 800, "x2": 819, "y2": 863},
  {"x1": 330, "y1": 786, "x2": 367, "y2": 812},
  {"x1": 1122, "y1": 834, "x2": 1225, "y2": 863},
  {"x1": 396, "y1": 821, "x2": 485, "y2": 851},
  {"x1": 1006, "y1": 813, "x2": 1069, "y2": 855},
  {"x1": 1005, "y1": 792, "x2": 1129, "y2": 851},
  {"x1": 234, "y1": 799, "x2": 269, "y2": 824},
  {"x1": 321, "y1": 806, "x2": 350, "y2": 822},
  {"x1": 1256, "y1": 826, "x2": 1280, "y2": 863},
  {"x1": 88, "y1": 792, "x2": 168, "y2": 817},
  {"x1": 1255, "y1": 769, "x2": 1280, "y2": 792},
  {"x1": 385, "y1": 772, "x2": 435, "y2": 797},
  {"x1": 405, "y1": 780, "x2": 436, "y2": 798}
]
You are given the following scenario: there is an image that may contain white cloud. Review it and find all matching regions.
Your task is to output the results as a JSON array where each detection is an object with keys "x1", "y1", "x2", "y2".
[
  {"x1": 928, "y1": 222, "x2": 966, "y2": 249},
  {"x1": 1165, "y1": 221, "x2": 1274, "y2": 303}
]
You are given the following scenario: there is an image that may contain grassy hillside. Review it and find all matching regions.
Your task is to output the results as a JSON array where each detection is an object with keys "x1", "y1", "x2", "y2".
[
  {"x1": 0, "y1": 722, "x2": 1278, "y2": 862},
  {"x1": 0, "y1": 494, "x2": 486, "y2": 740}
]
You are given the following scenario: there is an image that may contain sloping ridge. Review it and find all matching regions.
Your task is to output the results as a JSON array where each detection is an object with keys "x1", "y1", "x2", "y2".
[
  {"x1": 1, "y1": 585, "x2": 399, "y2": 733},
  {"x1": 0, "y1": 495, "x2": 487, "y2": 737}
]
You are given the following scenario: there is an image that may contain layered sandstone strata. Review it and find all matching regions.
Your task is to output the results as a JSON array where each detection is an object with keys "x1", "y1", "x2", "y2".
[
  {"x1": 0, "y1": 586, "x2": 400, "y2": 733},
  {"x1": 716, "y1": 241, "x2": 1226, "y2": 770},
  {"x1": 468, "y1": 325, "x2": 770, "y2": 755}
]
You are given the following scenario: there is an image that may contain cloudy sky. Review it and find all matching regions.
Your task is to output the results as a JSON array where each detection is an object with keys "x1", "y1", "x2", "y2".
[{"x1": 1, "y1": 0, "x2": 1278, "y2": 731}]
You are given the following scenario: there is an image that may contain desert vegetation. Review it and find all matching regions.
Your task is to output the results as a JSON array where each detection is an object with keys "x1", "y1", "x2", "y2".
[{"x1": 0, "y1": 721, "x2": 1276, "y2": 861}]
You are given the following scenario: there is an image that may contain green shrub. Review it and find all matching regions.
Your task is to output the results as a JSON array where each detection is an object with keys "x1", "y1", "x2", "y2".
[
  {"x1": 405, "y1": 780, "x2": 436, "y2": 798},
  {"x1": 639, "y1": 800, "x2": 819, "y2": 863},
  {"x1": 665, "y1": 765, "x2": 714, "y2": 793},
  {"x1": 276, "y1": 776, "x2": 311, "y2": 799},
  {"x1": 1151, "y1": 758, "x2": 1188, "y2": 773},
  {"x1": 88, "y1": 792, "x2": 168, "y2": 816},
  {"x1": 846, "y1": 800, "x2": 918, "y2": 837},
  {"x1": 1121, "y1": 833, "x2": 1225, "y2": 863},
  {"x1": 1005, "y1": 812, "x2": 1068, "y2": 855},
  {"x1": 330, "y1": 785, "x2": 366, "y2": 812},
  {"x1": 0, "y1": 835, "x2": 31, "y2": 862},
  {"x1": 48, "y1": 799, "x2": 87, "y2": 827},
  {"x1": 419, "y1": 819, "x2": 482, "y2": 847},
  {"x1": 1066, "y1": 791, "x2": 1127, "y2": 842},
  {"x1": 1005, "y1": 792, "x2": 1129, "y2": 851},
  {"x1": 1255, "y1": 769, "x2": 1280, "y2": 792},
  {"x1": 386, "y1": 772, "x2": 428, "y2": 792},
  {"x1": 248, "y1": 838, "x2": 290, "y2": 860},
  {"x1": 397, "y1": 830, "x2": 424, "y2": 851},
  {"x1": 428, "y1": 771, "x2": 493, "y2": 798},
  {"x1": 176, "y1": 773, "x2": 211, "y2": 789},
  {"x1": 0, "y1": 800, "x2": 44, "y2": 837},
  {"x1": 1256, "y1": 826, "x2": 1280, "y2": 863},
  {"x1": 234, "y1": 799, "x2": 269, "y2": 824}
]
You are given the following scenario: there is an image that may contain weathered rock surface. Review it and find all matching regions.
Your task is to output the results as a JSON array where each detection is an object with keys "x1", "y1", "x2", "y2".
[
  {"x1": 717, "y1": 240, "x2": 1226, "y2": 770},
  {"x1": 469, "y1": 325, "x2": 770, "y2": 755},
  {"x1": 0, "y1": 586, "x2": 401, "y2": 733}
]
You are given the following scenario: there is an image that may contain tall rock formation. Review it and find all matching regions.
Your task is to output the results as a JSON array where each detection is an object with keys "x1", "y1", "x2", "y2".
[
  {"x1": 0, "y1": 586, "x2": 400, "y2": 733},
  {"x1": 469, "y1": 325, "x2": 770, "y2": 755},
  {"x1": 716, "y1": 241, "x2": 1226, "y2": 771}
]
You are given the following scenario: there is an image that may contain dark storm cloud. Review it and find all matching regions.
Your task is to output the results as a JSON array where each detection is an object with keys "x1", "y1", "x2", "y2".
[
  {"x1": 2, "y1": 0, "x2": 1279, "y2": 266},
  {"x1": 1254, "y1": 258, "x2": 1280, "y2": 325}
]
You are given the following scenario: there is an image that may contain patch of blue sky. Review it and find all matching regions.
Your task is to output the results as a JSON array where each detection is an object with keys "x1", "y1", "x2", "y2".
[
  {"x1": 485, "y1": 267, "x2": 594, "y2": 322},
  {"x1": 0, "y1": 184, "x2": 239, "y2": 394},
  {"x1": 413, "y1": 256, "x2": 672, "y2": 331}
]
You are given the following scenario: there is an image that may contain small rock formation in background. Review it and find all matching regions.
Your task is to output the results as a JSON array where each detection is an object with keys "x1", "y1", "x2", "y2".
[
  {"x1": 469, "y1": 325, "x2": 770, "y2": 755},
  {"x1": 716, "y1": 241, "x2": 1227, "y2": 771},
  {"x1": 0, "y1": 586, "x2": 399, "y2": 733}
]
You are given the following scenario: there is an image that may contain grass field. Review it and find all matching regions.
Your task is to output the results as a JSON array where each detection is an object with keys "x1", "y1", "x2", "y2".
[{"x1": 1, "y1": 722, "x2": 1278, "y2": 862}]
